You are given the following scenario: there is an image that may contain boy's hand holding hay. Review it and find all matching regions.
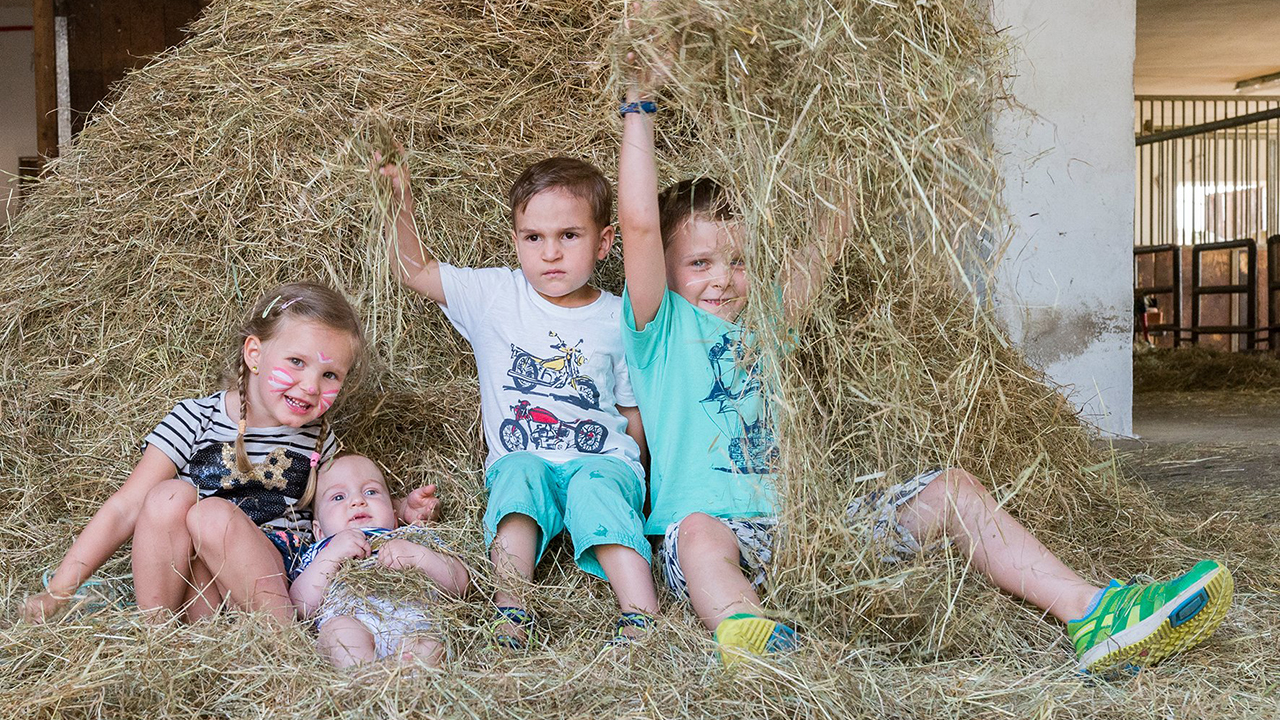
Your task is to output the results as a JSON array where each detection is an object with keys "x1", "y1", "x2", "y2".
[{"x1": 371, "y1": 142, "x2": 446, "y2": 303}]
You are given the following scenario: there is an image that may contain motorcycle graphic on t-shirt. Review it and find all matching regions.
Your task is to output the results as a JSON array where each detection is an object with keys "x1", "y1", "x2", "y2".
[
  {"x1": 505, "y1": 332, "x2": 601, "y2": 410},
  {"x1": 702, "y1": 331, "x2": 776, "y2": 474},
  {"x1": 499, "y1": 399, "x2": 608, "y2": 453},
  {"x1": 499, "y1": 332, "x2": 609, "y2": 454}
]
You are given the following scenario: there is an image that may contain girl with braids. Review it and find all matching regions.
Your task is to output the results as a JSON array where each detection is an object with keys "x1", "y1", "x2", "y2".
[{"x1": 24, "y1": 282, "x2": 440, "y2": 624}]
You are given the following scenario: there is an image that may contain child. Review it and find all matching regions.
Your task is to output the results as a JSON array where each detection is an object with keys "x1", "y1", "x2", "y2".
[
  {"x1": 22, "y1": 282, "x2": 438, "y2": 624},
  {"x1": 616, "y1": 69, "x2": 1233, "y2": 672},
  {"x1": 376, "y1": 152, "x2": 658, "y2": 646},
  {"x1": 290, "y1": 453, "x2": 470, "y2": 667}
]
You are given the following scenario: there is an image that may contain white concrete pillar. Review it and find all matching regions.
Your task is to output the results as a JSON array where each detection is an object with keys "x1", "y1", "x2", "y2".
[{"x1": 990, "y1": 0, "x2": 1136, "y2": 436}]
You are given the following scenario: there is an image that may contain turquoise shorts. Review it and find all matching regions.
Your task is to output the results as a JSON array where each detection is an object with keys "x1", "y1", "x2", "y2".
[{"x1": 483, "y1": 452, "x2": 650, "y2": 580}]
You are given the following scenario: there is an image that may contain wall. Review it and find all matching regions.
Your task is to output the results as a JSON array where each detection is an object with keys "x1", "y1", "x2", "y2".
[
  {"x1": 1, "y1": 3, "x2": 37, "y2": 224},
  {"x1": 26, "y1": 0, "x2": 211, "y2": 157},
  {"x1": 63, "y1": 0, "x2": 209, "y2": 136},
  {"x1": 990, "y1": 0, "x2": 1137, "y2": 436}
]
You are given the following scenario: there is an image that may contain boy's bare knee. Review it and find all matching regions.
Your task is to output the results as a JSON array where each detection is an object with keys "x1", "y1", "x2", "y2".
[{"x1": 677, "y1": 513, "x2": 733, "y2": 549}]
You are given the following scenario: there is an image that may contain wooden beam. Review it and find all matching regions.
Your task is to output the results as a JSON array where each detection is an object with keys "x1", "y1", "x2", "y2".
[{"x1": 32, "y1": 0, "x2": 57, "y2": 158}]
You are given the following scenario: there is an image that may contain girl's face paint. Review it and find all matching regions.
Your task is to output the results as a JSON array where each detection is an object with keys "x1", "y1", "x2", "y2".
[
  {"x1": 318, "y1": 388, "x2": 339, "y2": 412},
  {"x1": 243, "y1": 319, "x2": 357, "y2": 429},
  {"x1": 267, "y1": 367, "x2": 295, "y2": 394}
]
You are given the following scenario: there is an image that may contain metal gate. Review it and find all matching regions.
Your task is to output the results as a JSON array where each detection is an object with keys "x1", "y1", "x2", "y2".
[{"x1": 1134, "y1": 97, "x2": 1280, "y2": 350}]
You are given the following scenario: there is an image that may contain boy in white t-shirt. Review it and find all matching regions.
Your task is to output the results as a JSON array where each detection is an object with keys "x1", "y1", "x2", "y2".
[{"x1": 375, "y1": 152, "x2": 658, "y2": 646}]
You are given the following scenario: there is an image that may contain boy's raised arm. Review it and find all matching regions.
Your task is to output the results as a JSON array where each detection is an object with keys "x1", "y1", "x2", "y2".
[
  {"x1": 617, "y1": 75, "x2": 668, "y2": 331},
  {"x1": 376, "y1": 150, "x2": 447, "y2": 306},
  {"x1": 780, "y1": 182, "x2": 856, "y2": 325}
]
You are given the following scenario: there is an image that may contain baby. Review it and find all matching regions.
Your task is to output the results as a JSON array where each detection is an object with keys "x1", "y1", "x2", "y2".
[{"x1": 289, "y1": 453, "x2": 471, "y2": 667}]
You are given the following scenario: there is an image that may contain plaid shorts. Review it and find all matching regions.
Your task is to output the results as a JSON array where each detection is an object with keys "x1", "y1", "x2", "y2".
[
  {"x1": 658, "y1": 516, "x2": 778, "y2": 602},
  {"x1": 844, "y1": 468, "x2": 945, "y2": 563}
]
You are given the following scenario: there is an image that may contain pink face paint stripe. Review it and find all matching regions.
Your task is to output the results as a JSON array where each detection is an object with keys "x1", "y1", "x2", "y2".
[
  {"x1": 267, "y1": 367, "x2": 294, "y2": 393},
  {"x1": 318, "y1": 389, "x2": 339, "y2": 412},
  {"x1": 318, "y1": 351, "x2": 334, "y2": 363}
]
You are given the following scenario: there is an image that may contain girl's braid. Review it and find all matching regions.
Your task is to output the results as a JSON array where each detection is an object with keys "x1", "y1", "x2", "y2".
[
  {"x1": 234, "y1": 355, "x2": 254, "y2": 474},
  {"x1": 297, "y1": 413, "x2": 330, "y2": 508}
]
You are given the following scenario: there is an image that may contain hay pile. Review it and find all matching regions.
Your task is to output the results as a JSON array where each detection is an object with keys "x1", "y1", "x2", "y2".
[
  {"x1": 1134, "y1": 347, "x2": 1280, "y2": 393},
  {"x1": 1, "y1": 0, "x2": 1276, "y2": 717}
]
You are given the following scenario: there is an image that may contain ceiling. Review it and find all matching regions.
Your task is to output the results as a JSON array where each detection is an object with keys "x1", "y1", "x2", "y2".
[{"x1": 1136, "y1": 0, "x2": 1280, "y2": 96}]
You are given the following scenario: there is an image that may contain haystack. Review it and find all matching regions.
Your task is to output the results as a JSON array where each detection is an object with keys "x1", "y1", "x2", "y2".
[
  {"x1": 2, "y1": 0, "x2": 1275, "y2": 717},
  {"x1": 1134, "y1": 346, "x2": 1280, "y2": 393}
]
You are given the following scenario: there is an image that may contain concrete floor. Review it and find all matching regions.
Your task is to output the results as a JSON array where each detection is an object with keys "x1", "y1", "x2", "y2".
[
  {"x1": 1131, "y1": 392, "x2": 1280, "y2": 445},
  {"x1": 1115, "y1": 391, "x2": 1280, "y2": 522}
]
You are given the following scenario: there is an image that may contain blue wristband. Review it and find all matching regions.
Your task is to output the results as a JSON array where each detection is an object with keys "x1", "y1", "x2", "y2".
[{"x1": 619, "y1": 100, "x2": 657, "y2": 117}]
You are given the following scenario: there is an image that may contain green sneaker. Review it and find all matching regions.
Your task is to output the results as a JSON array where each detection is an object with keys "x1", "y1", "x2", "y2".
[
  {"x1": 714, "y1": 613, "x2": 798, "y2": 666},
  {"x1": 1067, "y1": 560, "x2": 1233, "y2": 673}
]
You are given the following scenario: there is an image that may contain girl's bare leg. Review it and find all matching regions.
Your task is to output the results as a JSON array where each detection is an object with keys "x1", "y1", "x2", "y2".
[
  {"x1": 186, "y1": 497, "x2": 294, "y2": 623},
  {"x1": 132, "y1": 479, "x2": 200, "y2": 618},
  {"x1": 181, "y1": 556, "x2": 222, "y2": 621}
]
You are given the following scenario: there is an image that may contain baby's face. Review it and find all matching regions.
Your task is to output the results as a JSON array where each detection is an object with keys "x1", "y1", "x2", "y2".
[
  {"x1": 313, "y1": 455, "x2": 397, "y2": 539},
  {"x1": 664, "y1": 217, "x2": 748, "y2": 322}
]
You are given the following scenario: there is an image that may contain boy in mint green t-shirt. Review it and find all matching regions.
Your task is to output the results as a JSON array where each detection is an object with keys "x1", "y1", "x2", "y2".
[
  {"x1": 616, "y1": 57, "x2": 1231, "y2": 673},
  {"x1": 621, "y1": 287, "x2": 776, "y2": 536}
]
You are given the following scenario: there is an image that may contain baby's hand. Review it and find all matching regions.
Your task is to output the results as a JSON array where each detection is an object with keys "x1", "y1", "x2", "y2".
[
  {"x1": 398, "y1": 484, "x2": 441, "y2": 525},
  {"x1": 21, "y1": 591, "x2": 66, "y2": 623},
  {"x1": 375, "y1": 539, "x2": 427, "y2": 571},
  {"x1": 318, "y1": 529, "x2": 371, "y2": 563}
]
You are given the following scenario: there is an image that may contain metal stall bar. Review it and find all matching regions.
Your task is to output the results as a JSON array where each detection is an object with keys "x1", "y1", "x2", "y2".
[
  {"x1": 1134, "y1": 244, "x2": 1182, "y2": 345},
  {"x1": 1190, "y1": 238, "x2": 1257, "y2": 349},
  {"x1": 1269, "y1": 235, "x2": 1280, "y2": 351},
  {"x1": 1135, "y1": 105, "x2": 1280, "y2": 146}
]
